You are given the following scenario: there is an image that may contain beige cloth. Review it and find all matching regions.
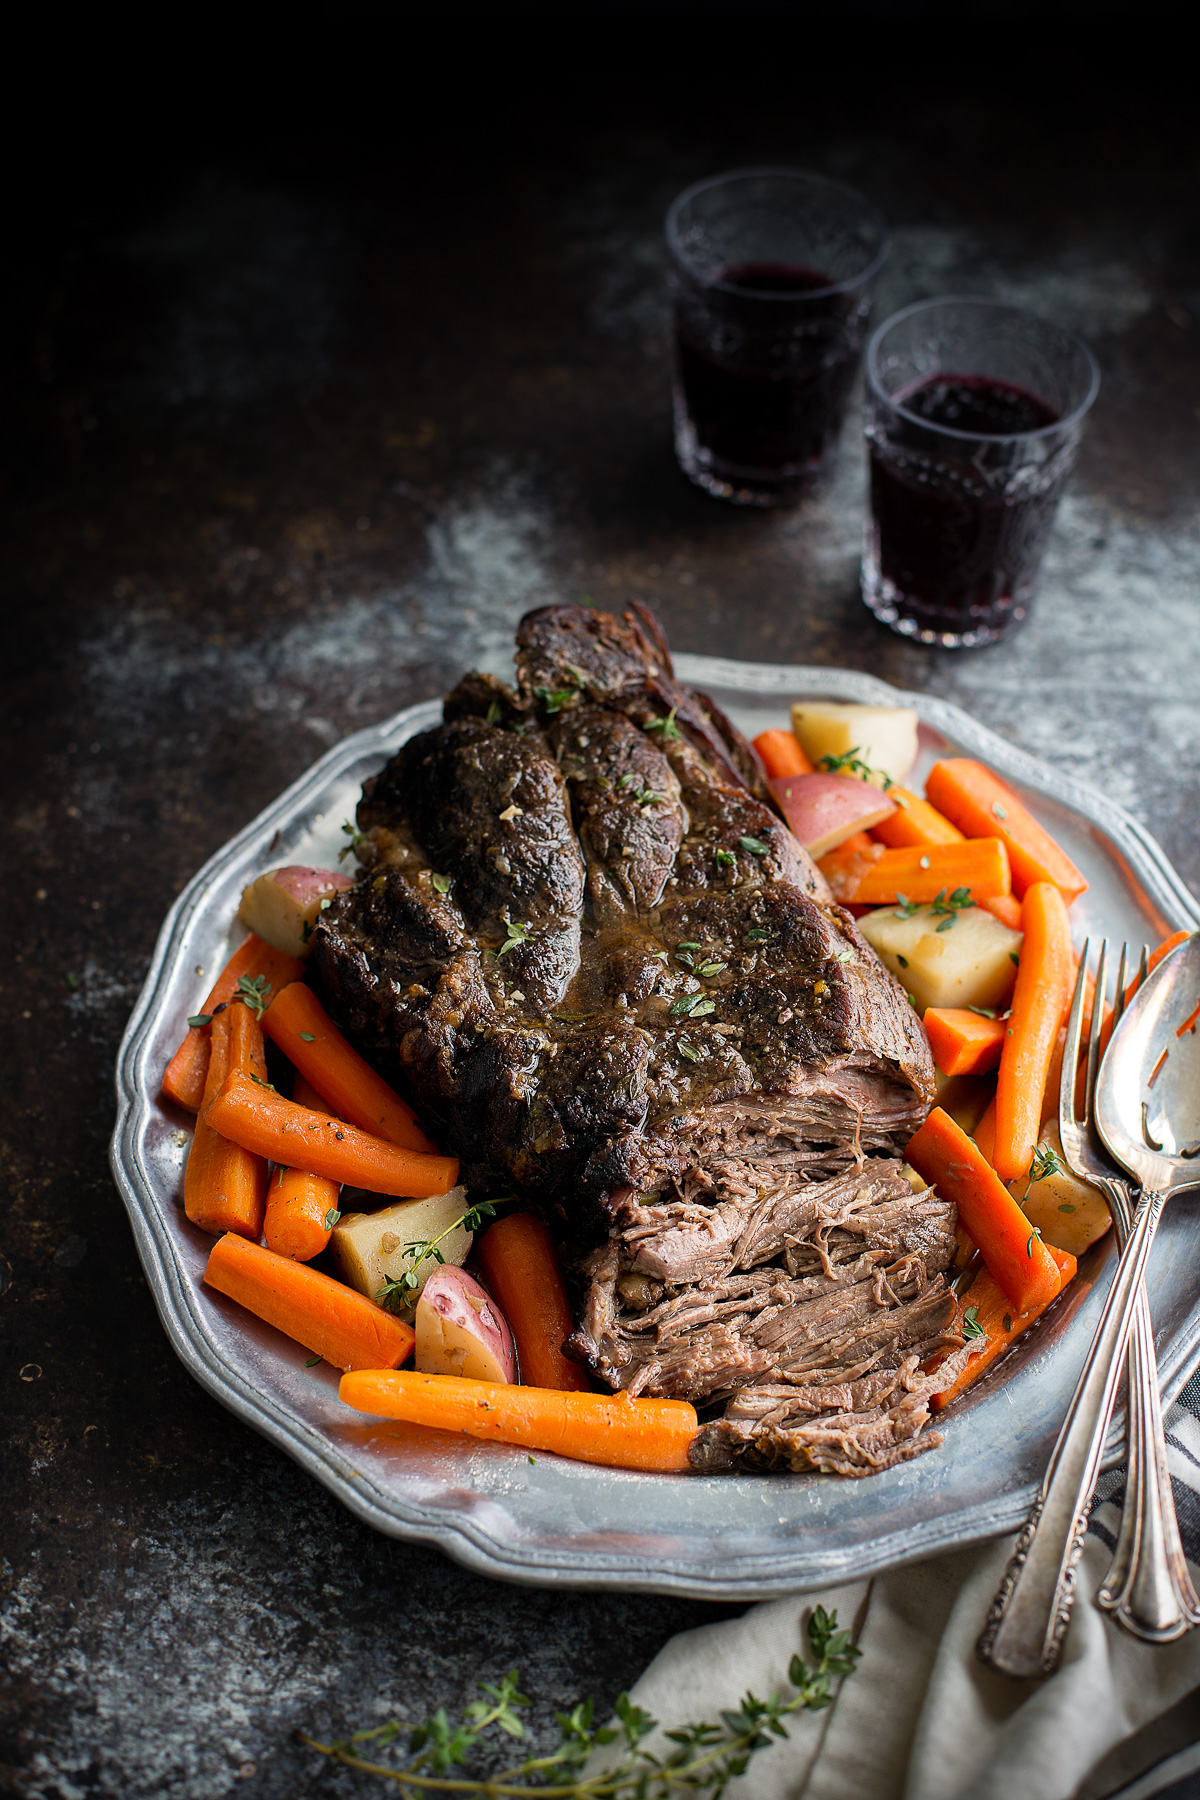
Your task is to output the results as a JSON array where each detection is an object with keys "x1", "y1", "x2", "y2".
[{"x1": 612, "y1": 1468, "x2": 1200, "y2": 1799}]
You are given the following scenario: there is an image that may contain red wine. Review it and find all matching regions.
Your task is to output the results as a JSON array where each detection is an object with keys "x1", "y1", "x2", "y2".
[
  {"x1": 673, "y1": 262, "x2": 862, "y2": 496},
  {"x1": 867, "y1": 374, "x2": 1063, "y2": 639}
]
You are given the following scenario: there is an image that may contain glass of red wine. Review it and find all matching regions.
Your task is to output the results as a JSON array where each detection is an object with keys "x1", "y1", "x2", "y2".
[
  {"x1": 667, "y1": 168, "x2": 888, "y2": 506},
  {"x1": 863, "y1": 297, "x2": 1099, "y2": 647}
]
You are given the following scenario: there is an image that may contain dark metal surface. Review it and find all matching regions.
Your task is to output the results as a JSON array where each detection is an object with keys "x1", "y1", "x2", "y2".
[{"x1": 4, "y1": 59, "x2": 1200, "y2": 1800}]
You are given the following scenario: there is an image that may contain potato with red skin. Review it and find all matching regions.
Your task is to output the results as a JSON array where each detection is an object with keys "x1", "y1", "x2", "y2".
[
  {"x1": 414, "y1": 1267, "x2": 517, "y2": 1384},
  {"x1": 769, "y1": 773, "x2": 896, "y2": 858},
  {"x1": 238, "y1": 866, "x2": 353, "y2": 959}
]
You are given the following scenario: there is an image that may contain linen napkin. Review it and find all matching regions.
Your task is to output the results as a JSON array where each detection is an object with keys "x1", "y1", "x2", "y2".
[{"x1": 614, "y1": 1386, "x2": 1200, "y2": 1800}]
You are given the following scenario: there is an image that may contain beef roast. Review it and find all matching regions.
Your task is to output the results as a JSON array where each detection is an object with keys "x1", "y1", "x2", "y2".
[{"x1": 312, "y1": 603, "x2": 964, "y2": 1476}]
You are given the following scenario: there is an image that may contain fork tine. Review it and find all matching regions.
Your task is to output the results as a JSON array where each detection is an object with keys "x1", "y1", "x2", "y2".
[
  {"x1": 1139, "y1": 944, "x2": 1150, "y2": 987},
  {"x1": 1111, "y1": 942, "x2": 1130, "y2": 1030},
  {"x1": 1060, "y1": 938, "x2": 1091, "y2": 1134},
  {"x1": 1084, "y1": 938, "x2": 1109, "y2": 1124}
]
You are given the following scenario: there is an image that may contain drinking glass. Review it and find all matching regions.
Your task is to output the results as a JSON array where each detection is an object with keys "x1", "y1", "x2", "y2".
[
  {"x1": 666, "y1": 168, "x2": 888, "y2": 507},
  {"x1": 862, "y1": 297, "x2": 1100, "y2": 647}
]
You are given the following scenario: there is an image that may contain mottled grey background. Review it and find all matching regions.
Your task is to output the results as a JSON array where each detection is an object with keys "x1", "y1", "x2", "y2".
[{"x1": 3, "y1": 45, "x2": 1199, "y2": 1800}]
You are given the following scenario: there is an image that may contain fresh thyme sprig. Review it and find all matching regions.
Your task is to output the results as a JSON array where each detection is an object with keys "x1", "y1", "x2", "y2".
[
  {"x1": 299, "y1": 1607, "x2": 859, "y2": 1797},
  {"x1": 817, "y1": 747, "x2": 893, "y2": 790},
  {"x1": 1029, "y1": 1143, "x2": 1065, "y2": 1183},
  {"x1": 187, "y1": 972, "x2": 273, "y2": 1029},
  {"x1": 617, "y1": 773, "x2": 661, "y2": 808},
  {"x1": 496, "y1": 919, "x2": 529, "y2": 957},
  {"x1": 376, "y1": 1201, "x2": 500, "y2": 1315},
  {"x1": 341, "y1": 819, "x2": 370, "y2": 861}
]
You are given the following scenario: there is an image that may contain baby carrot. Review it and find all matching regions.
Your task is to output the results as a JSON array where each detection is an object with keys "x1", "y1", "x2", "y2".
[
  {"x1": 262, "y1": 983, "x2": 437, "y2": 1154},
  {"x1": 208, "y1": 1072, "x2": 459, "y2": 1197},
  {"x1": 980, "y1": 892, "x2": 1023, "y2": 932},
  {"x1": 205, "y1": 1233, "x2": 414, "y2": 1370},
  {"x1": 263, "y1": 1074, "x2": 342, "y2": 1261},
  {"x1": 930, "y1": 1243, "x2": 1077, "y2": 1411},
  {"x1": 476, "y1": 1213, "x2": 591, "y2": 1392},
  {"x1": 924, "y1": 760, "x2": 1087, "y2": 904},
  {"x1": 163, "y1": 935, "x2": 305, "y2": 1112},
  {"x1": 753, "y1": 729, "x2": 815, "y2": 780},
  {"x1": 871, "y1": 787, "x2": 964, "y2": 851},
  {"x1": 339, "y1": 1370, "x2": 697, "y2": 1471},
  {"x1": 994, "y1": 883, "x2": 1074, "y2": 1181},
  {"x1": 183, "y1": 1006, "x2": 269, "y2": 1239},
  {"x1": 905, "y1": 1106, "x2": 1063, "y2": 1314},
  {"x1": 923, "y1": 1008, "x2": 1006, "y2": 1078},
  {"x1": 822, "y1": 838, "x2": 1012, "y2": 907}
]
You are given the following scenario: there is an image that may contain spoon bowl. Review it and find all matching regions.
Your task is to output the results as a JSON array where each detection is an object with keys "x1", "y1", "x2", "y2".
[{"x1": 1098, "y1": 932, "x2": 1200, "y2": 1194}]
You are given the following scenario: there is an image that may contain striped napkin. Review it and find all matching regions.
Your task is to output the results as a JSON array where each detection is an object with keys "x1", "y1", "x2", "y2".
[{"x1": 617, "y1": 1374, "x2": 1200, "y2": 1800}]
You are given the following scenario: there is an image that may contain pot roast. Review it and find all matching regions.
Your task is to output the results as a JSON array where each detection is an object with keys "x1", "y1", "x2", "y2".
[{"x1": 312, "y1": 603, "x2": 967, "y2": 1476}]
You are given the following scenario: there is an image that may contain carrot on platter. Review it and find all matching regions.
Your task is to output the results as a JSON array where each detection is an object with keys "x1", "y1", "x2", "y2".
[
  {"x1": 264, "y1": 1074, "x2": 342, "y2": 1261},
  {"x1": 208, "y1": 1072, "x2": 460, "y2": 1198},
  {"x1": 262, "y1": 983, "x2": 436, "y2": 1154},
  {"x1": 924, "y1": 760, "x2": 1087, "y2": 904},
  {"x1": 930, "y1": 1244, "x2": 1077, "y2": 1411},
  {"x1": 821, "y1": 838, "x2": 1011, "y2": 907},
  {"x1": 905, "y1": 1106, "x2": 1063, "y2": 1314},
  {"x1": 871, "y1": 787, "x2": 964, "y2": 851},
  {"x1": 205, "y1": 1233, "x2": 414, "y2": 1370},
  {"x1": 476, "y1": 1213, "x2": 592, "y2": 1392},
  {"x1": 163, "y1": 934, "x2": 305, "y2": 1112},
  {"x1": 183, "y1": 1006, "x2": 269, "y2": 1239},
  {"x1": 753, "y1": 728, "x2": 815, "y2": 780},
  {"x1": 994, "y1": 882, "x2": 1074, "y2": 1181},
  {"x1": 923, "y1": 1008, "x2": 1006, "y2": 1078},
  {"x1": 980, "y1": 892, "x2": 1023, "y2": 932},
  {"x1": 339, "y1": 1369, "x2": 697, "y2": 1471},
  {"x1": 816, "y1": 832, "x2": 882, "y2": 891}
]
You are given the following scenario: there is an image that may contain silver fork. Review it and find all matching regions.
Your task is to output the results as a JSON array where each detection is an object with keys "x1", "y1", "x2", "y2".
[{"x1": 1065, "y1": 941, "x2": 1200, "y2": 1640}]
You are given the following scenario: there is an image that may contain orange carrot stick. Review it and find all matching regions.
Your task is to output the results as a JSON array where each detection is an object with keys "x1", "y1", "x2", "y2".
[
  {"x1": 476, "y1": 1213, "x2": 591, "y2": 1392},
  {"x1": 339, "y1": 1369, "x2": 697, "y2": 1472},
  {"x1": 183, "y1": 1007, "x2": 269, "y2": 1239},
  {"x1": 208, "y1": 1072, "x2": 459, "y2": 1197},
  {"x1": 816, "y1": 833, "x2": 883, "y2": 892},
  {"x1": 163, "y1": 935, "x2": 305, "y2": 1112},
  {"x1": 871, "y1": 787, "x2": 964, "y2": 850},
  {"x1": 930, "y1": 1243, "x2": 1077, "y2": 1411},
  {"x1": 753, "y1": 728, "x2": 815, "y2": 780},
  {"x1": 905, "y1": 1106, "x2": 1063, "y2": 1313},
  {"x1": 262, "y1": 983, "x2": 437, "y2": 1154},
  {"x1": 821, "y1": 838, "x2": 1011, "y2": 907},
  {"x1": 924, "y1": 760, "x2": 1087, "y2": 904},
  {"x1": 994, "y1": 883, "x2": 1074, "y2": 1181},
  {"x1": 205, "y1": 1233, "x2": 414, "y2": 1370},
  {"x1": 980, "y1": 892, "x2": 1023, "y2": 932},
  {"x1": 923, "y1": 1008, "x2": 1006, "y2": 1077},
  {"x1": 264, "y1": 1075, "x2": 342, "y2": 1261}
]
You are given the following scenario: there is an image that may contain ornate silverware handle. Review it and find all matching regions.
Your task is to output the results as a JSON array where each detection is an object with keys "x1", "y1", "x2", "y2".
[{"x1": 977, "y1": 1188, "x2": 1167, "y2": 1678}]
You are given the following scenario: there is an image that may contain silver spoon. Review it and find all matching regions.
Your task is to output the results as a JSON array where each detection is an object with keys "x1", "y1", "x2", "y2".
[{"x1": 978, "y1": 931, "x2": 1200, "y2": 1678}]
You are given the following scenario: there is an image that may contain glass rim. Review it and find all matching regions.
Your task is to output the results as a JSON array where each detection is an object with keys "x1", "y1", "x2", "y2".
[
  {"x1": 866, "y1": 295, "x2": 1101, "y2": 443},
  {"x1": 665, "y1": 166, "x2": 889, "y2": 301}
]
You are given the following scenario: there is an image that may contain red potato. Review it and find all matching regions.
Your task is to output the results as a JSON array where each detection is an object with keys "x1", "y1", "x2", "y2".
[
  {"x1": 769, "y1": 773, "x2": 896, "y2": 858},
  {"x1": 414, "y1": 1267, "x2": 517, "y2": 1384},
  {"x1": 238, "y1": 866, "x2": 353, "y2": 959}
]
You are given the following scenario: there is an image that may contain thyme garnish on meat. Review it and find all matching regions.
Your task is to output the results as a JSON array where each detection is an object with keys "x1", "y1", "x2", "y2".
[
  {"x1": 645, "y1": 707, "x2": 681, "y2": 743},
  {"x1": 496, "y1": 920, "x2": 529, "y2": 957},
  {"x1": 341, "y1": 819, "x2": 370, "y2": 861},
  {"x1": 299, "y1": 1608, "x2": 860, "y2": 1797}
]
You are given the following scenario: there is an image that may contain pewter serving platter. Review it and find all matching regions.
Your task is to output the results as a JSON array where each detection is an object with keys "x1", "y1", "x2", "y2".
[{"x1": 111, "y1": 657, "x2": 1200, "y2": 1599}]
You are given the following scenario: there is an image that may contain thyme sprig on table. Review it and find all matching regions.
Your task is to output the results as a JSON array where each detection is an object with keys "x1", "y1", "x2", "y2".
[
  {"x1": 299, "y1": 1607, "x2": 859, "y2": 1797},
  {"x1": 376, "y1": 1201, "x2": 501, "y2": 1314}
]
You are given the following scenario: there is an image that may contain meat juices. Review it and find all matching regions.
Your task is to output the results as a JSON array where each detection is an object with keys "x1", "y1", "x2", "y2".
[{"x1": 312, "y1": 605, "x2": 963, "y2": 1476}]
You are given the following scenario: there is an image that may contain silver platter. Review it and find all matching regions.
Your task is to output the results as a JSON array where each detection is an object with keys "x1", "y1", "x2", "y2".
[{"x1": 111, "y1": 657, "x2": 1200, "y2": 1598}]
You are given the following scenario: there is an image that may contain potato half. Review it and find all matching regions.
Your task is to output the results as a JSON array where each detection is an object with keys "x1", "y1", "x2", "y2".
[
  {"x1": 858, "y1": 903, "x2": 1022, "y2": 1015},
  {"x1": 1010, "y1": 1123, "x2": 1112, "y2": 1258}
]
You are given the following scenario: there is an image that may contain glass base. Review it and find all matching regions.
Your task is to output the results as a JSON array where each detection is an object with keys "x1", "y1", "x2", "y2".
[
  {"x1": 860, "y1": 539, "x2": 1028, "y2": 649},
  {"x1": 674, "y1": 408, "x2": 827, "y2": 509}
]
